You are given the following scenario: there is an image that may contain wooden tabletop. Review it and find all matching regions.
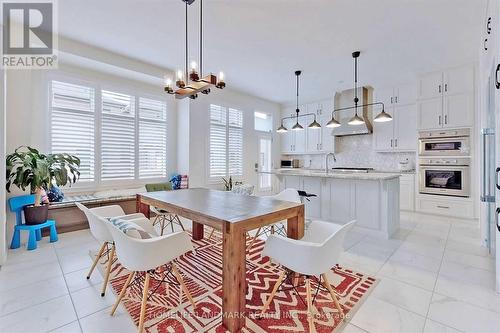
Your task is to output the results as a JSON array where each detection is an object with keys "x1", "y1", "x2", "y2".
[{"x1": 138, "y1": 188, "x2": 302, "y2": 224}]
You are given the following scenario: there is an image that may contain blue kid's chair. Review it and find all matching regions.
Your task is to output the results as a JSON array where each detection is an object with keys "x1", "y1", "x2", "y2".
[{"x1": 9, "y1": 195, "x2": 58, "y2": 251}]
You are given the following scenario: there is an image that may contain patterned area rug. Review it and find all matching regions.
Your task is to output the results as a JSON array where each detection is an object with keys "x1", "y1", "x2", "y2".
[{"x1": 99, "y1": 229, "x2": 377, "y2": 332}]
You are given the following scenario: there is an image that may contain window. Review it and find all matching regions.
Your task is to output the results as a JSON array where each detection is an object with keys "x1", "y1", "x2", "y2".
[
  {"x1": 101, "y1": 90, "x2": 136, "y2": 180},
  {"x1": 258, "y1": 137, "x2": 272, "y2": 190},
  {"x1": 209, "y1": 104, "x2": 243, "y2": 179},
  {"x1": 49, "y1": 79, "x2": 168, "y2": 186},
  {"x1": 50, "y1": 81, "x2": 95, "y2": 182},
  {"x1": 254, "y1": 111, "x2": 272, "y2": 132},
  {"x1": 139, "y1": 97, "x2": 167, "y2": 178}
]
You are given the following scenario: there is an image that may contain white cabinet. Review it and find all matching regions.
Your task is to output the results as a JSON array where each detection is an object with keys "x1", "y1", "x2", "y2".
[
  {"x1": 417, "y1": 65, "x2": 474, "y2": 130},
  {"x1": 400, "y1": 174, "x2": 415, "y2": 211},
  {"x1": 394, "y1": 104, "x2": 417, "y2": 151},
  {"x1": 279, "y1": 107, "x2": 306, "y2": 154},
  {"x1": 374, "y1": 84, "x2": 417, "y2": 152},
  {"x1": 303, "y1": 177, "x2": 322, "y2": 219},
  {"x1": 416, "y1": 195, "x2": 474, "y2": 218}
]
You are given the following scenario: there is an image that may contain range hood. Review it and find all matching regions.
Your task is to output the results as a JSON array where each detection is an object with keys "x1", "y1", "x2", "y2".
[{"x1": 331, "y1": 86, "x2": 373, "y2": 136}]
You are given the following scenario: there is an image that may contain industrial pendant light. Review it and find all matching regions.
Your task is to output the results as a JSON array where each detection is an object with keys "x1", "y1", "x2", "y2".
[
  {"x1": 327, "y1": 51, "x2": 392, "y2": 127},
  {"x1": 276, "y1": 71, "x2": 322, "y2": 133},
  {"x1": 373, "y1": 108, "x2": 393, "y2": 122},
  {"x1": 347, "y1": 51, "x2": 365, "y2": 126}
]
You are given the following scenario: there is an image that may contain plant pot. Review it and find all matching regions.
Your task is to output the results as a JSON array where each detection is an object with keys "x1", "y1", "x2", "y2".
[{"x1": 23, "y1": 204, "x2": 49, "y2": 225}]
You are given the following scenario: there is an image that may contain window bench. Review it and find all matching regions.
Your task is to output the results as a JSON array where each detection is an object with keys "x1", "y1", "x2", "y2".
[{"x1": 46, "y1": 195, "x2": 138, "y2": 234}]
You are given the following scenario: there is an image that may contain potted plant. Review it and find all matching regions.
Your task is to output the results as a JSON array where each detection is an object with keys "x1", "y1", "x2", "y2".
[{"x1": 6, "y1": 146, "x2": 80, "y2": 225}]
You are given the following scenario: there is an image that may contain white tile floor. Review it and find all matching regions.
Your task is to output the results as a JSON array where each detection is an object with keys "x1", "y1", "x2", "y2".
[{"x1": 0, "y1": 211, "x2": 499, "y2": 333}]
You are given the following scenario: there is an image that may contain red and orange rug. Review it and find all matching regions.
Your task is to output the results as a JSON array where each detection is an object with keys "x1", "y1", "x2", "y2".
[{"x1": 102, "y1": 230, "x2": 377, "y2": 332}]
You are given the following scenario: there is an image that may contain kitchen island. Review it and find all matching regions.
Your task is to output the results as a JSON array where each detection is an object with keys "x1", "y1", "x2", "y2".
[{"x1": 264, "y1": 169, "x2": 400, "y2": 239}]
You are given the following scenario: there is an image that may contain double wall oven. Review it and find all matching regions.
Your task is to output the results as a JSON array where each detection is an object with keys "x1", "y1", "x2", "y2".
[{"x1": 418, "y1": 129, "x2": 471, "y2": 198}]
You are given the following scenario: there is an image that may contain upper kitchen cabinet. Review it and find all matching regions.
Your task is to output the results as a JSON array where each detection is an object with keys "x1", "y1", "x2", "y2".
[
  {"x1": 417, "y1": 64, "x2": 475, "y2": 130},
  {"x1": 279, "y1": 105, "x2": 307, "y2": 154},
  {"x1": 375, "y1": 83, "x2": 417, "y2": 107},
  {"x1": 373, "y1": 84, "x2": 417, "y2": 152}
]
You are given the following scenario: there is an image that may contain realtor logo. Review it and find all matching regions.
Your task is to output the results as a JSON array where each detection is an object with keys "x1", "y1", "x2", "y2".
[{"x1": 2, "y1": 0, "x2": 58, "y2": 69}]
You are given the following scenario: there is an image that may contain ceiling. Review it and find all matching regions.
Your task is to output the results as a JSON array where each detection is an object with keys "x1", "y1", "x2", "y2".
[{"x1": 58, "y1": 0, "x2": 487, "y2": 104}]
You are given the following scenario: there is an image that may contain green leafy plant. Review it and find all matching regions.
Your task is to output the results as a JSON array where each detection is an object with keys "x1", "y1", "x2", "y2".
[{"x1": 6, "y1": 146, "x2": 81, "y2": 206}]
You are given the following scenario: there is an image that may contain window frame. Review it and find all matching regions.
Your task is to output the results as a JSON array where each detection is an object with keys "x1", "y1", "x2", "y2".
[{"x1": 47, "y1": 72, "x2": 170, "y2": 192}]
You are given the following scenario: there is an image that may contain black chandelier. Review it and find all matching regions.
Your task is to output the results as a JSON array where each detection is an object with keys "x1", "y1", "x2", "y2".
[
  {"x1": 164, "y1": 0, "x2": 225, "y2": 99},
  {"x1": 277, "y1": 71, "x2": 322, "y2": 133}
]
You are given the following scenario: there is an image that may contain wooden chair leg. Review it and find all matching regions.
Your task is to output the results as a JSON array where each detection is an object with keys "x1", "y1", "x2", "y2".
[
  {"x1": 175, "y1": 215, "x2": 185, "y2": 231},
  {"x1": 87, "y1": 242, "x2": 107, "y2": 279},
  {"x1": 172, "y1": 263, "x2": 196, "y2": 309},
  {"x1": 138, "y1": 272, "x2": 150, "y2": 333},
  {"x1": 111, "y1": 271, "x2": 135, "y2": 316},
  {"x1": 101, "y1": 244, "x2": 115, "y2": 297},
  {"x1": 207, "y1": 227, "x2": 216, "y2": 241},
  {"x1": 322, "y1": 273, "x2": 344, "y2": 319},
  {"x1": 260, "y1": 270, "x2": 286, "y2": 315},
  {"x1": 248, "y1": 227, "x2": 262, "y2": 250},
  {"x1": 306, "y1": 278, "x2": 316, "y2": 333}
]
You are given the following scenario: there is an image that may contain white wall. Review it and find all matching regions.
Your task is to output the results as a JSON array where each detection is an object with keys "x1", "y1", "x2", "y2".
[{"x1": 186, "y1": 88, "x2": 281, "y2": 192}]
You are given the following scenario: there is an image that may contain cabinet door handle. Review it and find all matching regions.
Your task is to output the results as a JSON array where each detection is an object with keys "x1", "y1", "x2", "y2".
[
  {"x1": 391, "y1": 97, "x2": 393, "y2": 104},
  {"x1": 438, "y1": 115, "x2": 442, "y2": 125},
  {"x1": 496, "y1": 167, "x2": 500, "y2": 189},
  {"x1": 437, "y1": 205, "x2": 450, "y2": 209},
  {"x1": 390, "y1": 139, "x2": 393, "y2": 147},
  {"x1": 438, "y1": 85, "x2": 442, "y2": 93},
  {"x1": 496, "y1": 207, "x2": 500, "y2": 232},
  {"x1": 395, "y1": 96, "x2": 398, "y2": 103},
  {"x1": 395, "y1": 139, "x2": 398, "y2": 147},
  {"x1": 496, "y1": 64, "x2": 500, "y2": 89},
  {"x1": 445, "y1": 84, "x2": 448, "y2": 92},
  {"x1": 444, "y1": 115, "x2": 448, "y2": 125}
]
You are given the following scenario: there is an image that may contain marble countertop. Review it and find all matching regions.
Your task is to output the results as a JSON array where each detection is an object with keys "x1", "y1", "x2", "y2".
[{"x1": 262, "y1": 169, "x2": 402, "y2": 180}]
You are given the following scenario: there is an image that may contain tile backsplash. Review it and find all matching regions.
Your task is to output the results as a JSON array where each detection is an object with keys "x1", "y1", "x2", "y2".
[{"x1": 285, "y1": 134, "x2": 416, "y2": 171}]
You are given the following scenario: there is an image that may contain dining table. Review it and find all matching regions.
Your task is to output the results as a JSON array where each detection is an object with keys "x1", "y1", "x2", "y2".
[{"x1": 136, "y1": 188, "x2": 305, "y2": 332}]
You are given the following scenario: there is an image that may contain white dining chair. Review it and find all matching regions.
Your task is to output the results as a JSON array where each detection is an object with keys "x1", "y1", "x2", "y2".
[
  {"x1": 260, "y1": 220, "x2": 356, "y2": 332},
  {"x1": 248, "y1": 188, "x2": 301, "y2": 250},
  {"x1": 76, "y1": 203, "x2": 153, "y2": 297},
  {"x1": 104, "y1": 218, "x2": 196, "y2": 333}
]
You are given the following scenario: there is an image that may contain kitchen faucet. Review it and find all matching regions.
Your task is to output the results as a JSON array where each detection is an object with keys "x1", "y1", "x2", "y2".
[{"x1": 325, "y1": 152, "x2": 337, "y2": 172}]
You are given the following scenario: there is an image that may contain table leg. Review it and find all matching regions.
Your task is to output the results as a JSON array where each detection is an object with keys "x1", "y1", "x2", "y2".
[
  {"x1": 192, "y1": 222, "x2": 204, "y2": 240},
  {"x1": 222, "y1": 224, "x2": 246, "y2": 332},
  {"x1": 287, "y1": 206, "x2": 305, "y2": 286},
  {"x1": 136, "y1": 195, "x2": 150, "y2": 218},
  {"x1": 287, "y1": 205, "x2": 305, "y2": 240}
]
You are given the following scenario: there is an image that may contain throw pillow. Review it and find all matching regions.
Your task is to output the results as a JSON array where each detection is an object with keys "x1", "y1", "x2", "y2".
[{"x1": 107, "y1": 217, "x2": 152, "y2": 239}]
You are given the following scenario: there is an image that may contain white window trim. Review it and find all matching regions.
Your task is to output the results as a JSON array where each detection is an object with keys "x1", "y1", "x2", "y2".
[
  {"x1": 257, "y1": 133, "x2": 273, "y2": 192},
  {"x1": 47, "y1": 71, "x2": 171, "y2": 193}
]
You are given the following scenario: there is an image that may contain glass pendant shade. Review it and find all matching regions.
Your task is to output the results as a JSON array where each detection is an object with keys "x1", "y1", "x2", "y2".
[
  {"x1": 308, "y1": 118, "x2": 321, "y2": 129},
  {"x1": 348, "y1": 113, "x2": 365, "y2": 126},
  {"x1": 374, "y1": 109, "x2": 393, "y2": 123},
  {"x1": 277, "y1": 123, "x2": 288, "y2": 133},
  {"x1": 292, "y1": 122, "x2": 304, "y2": 130},
  {"x1": 326, "y1": 116, "x2": 341, "y2": 128}
]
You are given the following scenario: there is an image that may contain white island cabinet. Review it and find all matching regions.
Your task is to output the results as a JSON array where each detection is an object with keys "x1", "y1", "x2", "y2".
[{"x1": 274, "y1": 170, "x2": 400, "y2": 239}]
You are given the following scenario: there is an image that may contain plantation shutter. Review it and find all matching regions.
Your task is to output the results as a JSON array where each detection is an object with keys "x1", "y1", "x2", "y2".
[
  {"x1": 209, "y1": 104, "x2": 227, "y2": 178},
  {"x1": 139, "y1": 97, "x2": 167, "y2": 178},
  {"x1": 209, "y1": 104, "x2": 243, "y2": 179},
  {"x1": 228, "y1": 108, "x2": 243, "y2": 176},
  {"x1": 50, "y1": 81, "x2": 95, "y2": 182},
  {"x1": 101, "y1": 90, "x2": 136, "y2": 180}
]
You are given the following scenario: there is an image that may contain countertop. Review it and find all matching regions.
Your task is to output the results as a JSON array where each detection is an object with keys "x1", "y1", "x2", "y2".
[{"x1": 261, "y1": 169, "x2": 402, "y2": 180}]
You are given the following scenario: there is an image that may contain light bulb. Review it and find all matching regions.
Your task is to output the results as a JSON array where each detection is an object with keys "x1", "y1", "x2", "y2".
[
  {"x1": 164, "y1": 75, "x2": 172, "y2": 87},
  {"x1": 190, "y1": 61, "x2": 197, "y2": 72},
  {"x1": 218, "y1": 71, "x2": 225, "y2": 82},
  {"x1": 176, "y1": 69, "x2": 184, "y2": 80}
]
